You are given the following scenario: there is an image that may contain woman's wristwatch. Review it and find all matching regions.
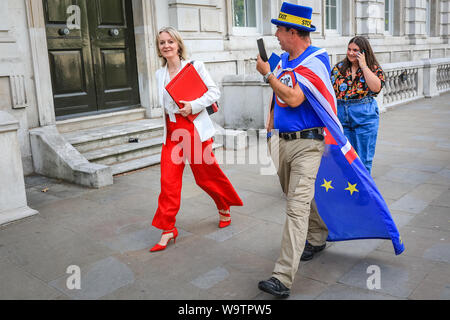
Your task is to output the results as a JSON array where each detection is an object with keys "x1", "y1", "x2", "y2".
[{"x1": 263, "y1": 71, "x2": 273, "y2": 83}]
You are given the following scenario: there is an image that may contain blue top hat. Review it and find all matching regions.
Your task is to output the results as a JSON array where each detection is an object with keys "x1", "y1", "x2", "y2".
[{"x1": 271, "y1": 2, "x2": 316, "y2": 32}]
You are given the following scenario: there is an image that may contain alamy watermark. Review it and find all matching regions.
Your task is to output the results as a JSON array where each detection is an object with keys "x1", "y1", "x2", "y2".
[
  {"x1": 366, "y1": 265, "x2": 381, "y2": 290},
  {"x1": 166, "y1": 128, "x2": 279, "y2": 176},
  {"x1": 66, "y1": 5, "x2": 81, "y2": 30},
  {"x1": 66, "y1": 265, "x2": 81, "y2": 290}
]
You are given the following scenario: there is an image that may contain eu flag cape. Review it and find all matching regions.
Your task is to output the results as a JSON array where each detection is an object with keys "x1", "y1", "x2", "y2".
[{"x1": 272, "y1": 48, "x2": 404, "y2": 255}]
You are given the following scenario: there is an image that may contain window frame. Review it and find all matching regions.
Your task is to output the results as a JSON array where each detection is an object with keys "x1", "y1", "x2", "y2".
[
  {"x1": 231, "y1": 0, "x2": 262, "y2": 36},
  {"x1": 325, "y1": 0, "x2": 342, "y2": 35},
  {"x1": 384, "y1": 0, "x2": 394, "y2": 35}
]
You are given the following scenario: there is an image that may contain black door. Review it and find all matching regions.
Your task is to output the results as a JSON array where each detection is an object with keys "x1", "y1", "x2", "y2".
[{"x1": 43, "y1": 0, "x2": 140, "y2": 117}]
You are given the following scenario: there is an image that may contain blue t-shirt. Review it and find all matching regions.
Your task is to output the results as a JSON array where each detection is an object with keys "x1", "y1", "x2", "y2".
[{"x1": 273, "y1": 47, "x2": 324, "y2": 133}]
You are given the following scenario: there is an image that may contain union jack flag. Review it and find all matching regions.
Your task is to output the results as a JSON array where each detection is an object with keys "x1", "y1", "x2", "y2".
[{"x1": 273, "y1": 48, "x2": 404, "y2": 255}]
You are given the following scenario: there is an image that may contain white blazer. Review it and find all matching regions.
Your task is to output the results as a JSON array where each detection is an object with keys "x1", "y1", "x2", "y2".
[{"x1": 155, "y1": 60, "x2": 220, "y2": 144}]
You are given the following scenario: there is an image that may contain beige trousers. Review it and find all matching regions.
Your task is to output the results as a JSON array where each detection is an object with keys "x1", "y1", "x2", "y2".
[{"x1": 268, "y1": 134, "x2": 328, "y2": 288}]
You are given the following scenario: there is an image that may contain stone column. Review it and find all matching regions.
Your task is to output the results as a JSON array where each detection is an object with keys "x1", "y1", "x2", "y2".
[
  {"x1": 167, "y1": 0, "x2": 223, "y2": 54},
  {"x1": 423, "y1": 59, "x2": 440, "y2": 97},
  {"x1": 428, "y1": 0, "x2": 441, "y2": 37},
  {"x1": 441, "y1": 0, "x2": 450, "y2": 44},
  {"x1": 355, "y1": 0, "x2": 385, "y2": 37},
  {"x1": 341, "y1": 0, "x2": 355, "y2": 37},
  {"x1": 405, "y1": 0, "x2": 427, "y2": 42},
  {"x1": 24, "y1": 0, "x2": 56, "y2": 126},
  {"x1": 0, "y1": 111, "x2": 38, "y2": 226},
  {"x1": 0, "y1": 1, "x2": 10, "y2": 39},
  {"x1": 132, "y1": 0, "x2": 161, "y2": 118},
  {"x1": 393, "y1": 0, "x2": 406, "y2": 36},
  {"x1": 222, "y1": 74, "x2": 272, "y2": 129},
  {"x1": 299, "y1": 0, "x2": 323, "y2": 37}
]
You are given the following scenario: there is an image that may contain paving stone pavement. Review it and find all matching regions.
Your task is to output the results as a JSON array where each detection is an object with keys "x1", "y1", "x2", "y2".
[{"x1": 1, "y1": 93, "x2": 449, "y2": 300}]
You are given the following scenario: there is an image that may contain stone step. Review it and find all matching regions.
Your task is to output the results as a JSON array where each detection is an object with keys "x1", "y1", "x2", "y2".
[
  {"x1": 110, "y1": 141, "x2": 224, "y2": 175},
  {"x1": 62, "y1": 118, "x2": 164, "y2": 153},
  {"x1": 83, "y1": 136, "x2": 164, "y2": 165},
  {"x1": 56, "y1": 108, "x2": 146, "y2": 133},
  {"x1": 111, "y1": 154, "x2": 161, "y2": 175},
  {"x1": 61, "y1": 114, "x2": 224, "y2": 176}
]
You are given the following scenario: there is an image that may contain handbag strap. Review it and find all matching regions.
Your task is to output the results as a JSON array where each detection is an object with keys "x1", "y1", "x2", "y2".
[{"x1": 189, "y1": 60, "x2": 218, "y2": 114}]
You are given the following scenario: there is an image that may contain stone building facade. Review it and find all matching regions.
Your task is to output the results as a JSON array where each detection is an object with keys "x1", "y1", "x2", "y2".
[{"x1": 0, "y1": 0, "x2": 449, "y2": 224}]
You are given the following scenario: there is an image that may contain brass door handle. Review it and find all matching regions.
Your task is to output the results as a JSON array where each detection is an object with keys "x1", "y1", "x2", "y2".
[
  {"x1": 109, "y1": 28, "x2": 119, "y2": 37},
  {"x1": 58, "y1": 27, "x2": 70, "y2": 36}
]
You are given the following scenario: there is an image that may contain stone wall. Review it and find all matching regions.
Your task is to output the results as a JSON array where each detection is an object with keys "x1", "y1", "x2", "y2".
[
  {"x1": 0, "y1": 0, "x2": 38, "y2": 175},
  {"x1": 220, "y1": 57, "x2": 450, "y2": 130},
  {"x1": 0, "y1": 0, "x2": 449, "y2": 174},
  {"x1": 151, "y1": 0, "x2": 449, "y2": 128},
  {"x1": 150, "y1": 0, "x2": 450, "y2": 86}
]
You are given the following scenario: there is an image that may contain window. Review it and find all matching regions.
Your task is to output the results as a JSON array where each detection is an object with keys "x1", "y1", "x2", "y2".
[
  {"x1": 233, "y1": 0, "x2": 257, "y2": 28},
  {"x1": 326, "y1": 0, "x2": 341, "y2": 33},
  {"x1": 385, "y1": 0, "x2": 393, "y2": 34}
]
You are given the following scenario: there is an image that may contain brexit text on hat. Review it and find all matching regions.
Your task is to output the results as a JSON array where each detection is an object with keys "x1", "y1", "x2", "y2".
[{"x1": 277, "y1": 12, "x2": 312, "y2": 28}]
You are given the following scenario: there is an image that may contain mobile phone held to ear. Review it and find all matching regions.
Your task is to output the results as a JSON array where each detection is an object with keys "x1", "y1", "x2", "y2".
[{"x1": 257, "y1": 38, "x2": 268, "y2": 62}]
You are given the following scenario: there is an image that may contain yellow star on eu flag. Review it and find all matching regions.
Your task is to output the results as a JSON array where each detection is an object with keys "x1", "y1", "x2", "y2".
[
  {"x1": 321, "y1": 179, "x2": 334, "y2": 192},
  {"x1": 345, "y1": 182, "x2": 359, "y2": 195}
]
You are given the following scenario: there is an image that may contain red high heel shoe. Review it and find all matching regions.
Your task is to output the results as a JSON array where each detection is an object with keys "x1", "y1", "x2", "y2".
[
  {"x1": 218, "y1": 211, "x2": 231, "y2": 228},
  {"x1": 150, "y1": 228, "x2": 178, "y2": 252}
]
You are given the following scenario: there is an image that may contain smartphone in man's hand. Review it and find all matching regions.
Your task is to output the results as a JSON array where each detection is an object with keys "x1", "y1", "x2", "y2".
[{"x1": 257, "y1": 38, "x2": 268, "y2": 62}]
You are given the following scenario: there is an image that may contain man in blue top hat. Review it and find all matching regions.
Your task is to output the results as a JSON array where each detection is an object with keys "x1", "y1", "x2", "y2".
[{"x1": 256, "y1": 2, "x2": 330, "y2": 298}]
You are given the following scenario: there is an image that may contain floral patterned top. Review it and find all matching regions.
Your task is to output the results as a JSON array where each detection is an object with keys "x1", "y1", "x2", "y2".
[{"x1": 330, "y1": 62, "x2": 385, "y2": 100}]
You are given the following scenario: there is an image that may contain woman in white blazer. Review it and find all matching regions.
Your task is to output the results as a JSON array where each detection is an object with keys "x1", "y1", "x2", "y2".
[{"x1": 150, "y1": 27, "x2": 243, "y2": 252}]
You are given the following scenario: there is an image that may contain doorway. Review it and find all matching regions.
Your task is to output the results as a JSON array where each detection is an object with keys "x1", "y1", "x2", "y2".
[{"x1": 43, "y1": 0, "x2": 140, "y2": 118}]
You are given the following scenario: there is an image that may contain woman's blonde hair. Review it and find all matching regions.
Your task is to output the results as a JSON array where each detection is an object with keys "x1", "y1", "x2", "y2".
[{"x1": 156, "y1": 27, "x2": 188, "y2": 66}]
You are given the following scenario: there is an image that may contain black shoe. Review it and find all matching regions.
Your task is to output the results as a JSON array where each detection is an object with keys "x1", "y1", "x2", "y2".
[
  {"x1": 258, "y1": 277, "x2": 290, "y2": 298},
  {"x1": 300, "y1": 242, "x2": 326, "y2": 261}
]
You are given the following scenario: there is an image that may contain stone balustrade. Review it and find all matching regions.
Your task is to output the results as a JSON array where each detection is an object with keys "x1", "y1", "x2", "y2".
[
  {"x1": 382, "y1": 57, "x2": 450, "y2": 109},
  {"x1": 437, "y1": 62, "x2": 450, "y2": 92},
  {"x1": 382, "y1": 61, "x2": 423, "y2": 108},
  {"x1": 219, "y1": 58, "x2": 450, "y2": 130}
]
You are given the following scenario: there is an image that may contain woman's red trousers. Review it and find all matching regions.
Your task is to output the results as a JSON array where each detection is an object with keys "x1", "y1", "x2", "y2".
[{"x1": 152, "y1": 114, "x2": 243, "y2": 230}]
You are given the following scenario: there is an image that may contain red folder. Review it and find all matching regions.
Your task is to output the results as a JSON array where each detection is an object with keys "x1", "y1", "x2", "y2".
[{"x1": 165, "y1": 62, "x2": 216, "y2": 122}]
